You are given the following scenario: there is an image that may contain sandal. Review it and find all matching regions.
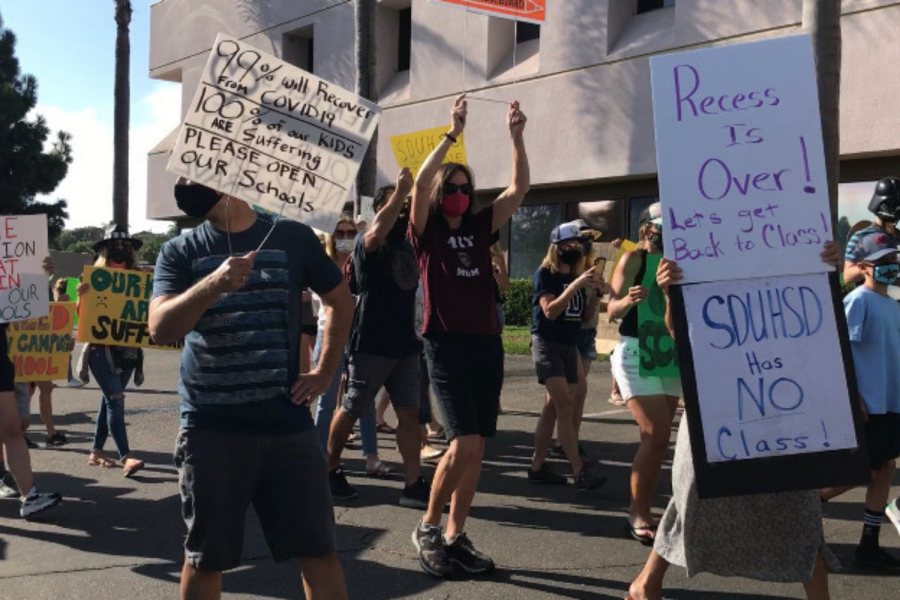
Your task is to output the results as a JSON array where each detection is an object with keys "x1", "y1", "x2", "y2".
[
  {"x1": 87, "y1": 454, "x2": 117, "y2": 468},
  {"x1": 426, "y1": 428, "x2": 445, "y2": 440},
  {"x1": 375, "y1": 422, "x2": 395, "y2": 434},
  {"x1": 365, "y1": 460, "x2": 395, "y2": 478},
  {"x1": 123, "y1": 458, "x2": 145, "y2": 478},
  {"x1": 421, "y1": 444, "x2": 446, "y2": 462},
  {"x1": 626, "y1": 522, "x2": 657, "y2": 546}
]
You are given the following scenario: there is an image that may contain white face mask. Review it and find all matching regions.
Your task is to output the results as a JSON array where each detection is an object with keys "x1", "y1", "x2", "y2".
[{"x1": 335, "y1": 237, "x2": 356, "y2": 254}]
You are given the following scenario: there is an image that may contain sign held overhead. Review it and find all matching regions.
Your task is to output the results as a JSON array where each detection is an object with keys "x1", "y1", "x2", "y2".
[{"x1": 430, "y1": 0, "x2": 547, "y2": 24}]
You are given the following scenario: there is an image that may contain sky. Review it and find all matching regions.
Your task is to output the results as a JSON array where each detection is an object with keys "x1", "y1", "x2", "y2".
[{"x1": 2, "y1": 0, "x2": 181, "y2": 233}]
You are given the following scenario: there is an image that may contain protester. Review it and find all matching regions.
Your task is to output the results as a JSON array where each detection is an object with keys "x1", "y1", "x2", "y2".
[
  {"x1": 77, "y1": 227, "x2": 146, "y2": 477},
  {"x1": 844, "y1": 177, "x2": 900, "y2": 284},
  {"x1": 527, "y1": 222, "x2": 607, "y2": 489},
  {"x1": 149, "y1": 180, "x2": 352, "y2": 599},
  {"x1": 409, "y1": 94, "x2": 529, "y2": 577},
  {"x1": 327, "y1": 171, "x2": 431, "y2": 507},
  {"x1": 626, "y1": 243, "x2": 842, "y2": 600},
  {"x1": 415, "y1": 278, "x2": 446, "y2": 462},
  {"x1": 607, "y1": 203, "x2": 681, "y2": 544}
]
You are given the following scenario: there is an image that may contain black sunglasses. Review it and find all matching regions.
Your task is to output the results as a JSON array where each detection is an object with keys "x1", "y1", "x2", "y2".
[{"x1": 443, "y1": 182, "x2": 474, "y2": 196}]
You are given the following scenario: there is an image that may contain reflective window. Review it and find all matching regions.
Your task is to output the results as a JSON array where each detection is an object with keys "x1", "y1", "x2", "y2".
[{"x1": 510, "y1": 204, "x2": 561, "y2": 279}]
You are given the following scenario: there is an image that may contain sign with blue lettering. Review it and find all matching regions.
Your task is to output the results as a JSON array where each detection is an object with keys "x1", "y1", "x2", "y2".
[{"x1": 650, "y1": 35, "x2": 833, "y2": 284}]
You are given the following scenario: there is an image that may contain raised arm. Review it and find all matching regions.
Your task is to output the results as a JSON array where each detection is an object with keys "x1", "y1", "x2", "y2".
[
  {"x1": 491, "y1": 102, "x2": 530, "y2": 232},
  {"x1": 411, "y1": 95, "x2": 467, "y2": 238},
  {"x1": 365, "y1": 168, "x2": 413, "y2": 252}
]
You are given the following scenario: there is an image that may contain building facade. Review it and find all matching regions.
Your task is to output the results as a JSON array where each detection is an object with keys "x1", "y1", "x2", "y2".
[{"x1": 148, "y1": 0, "x2": 900, "y2": 283}]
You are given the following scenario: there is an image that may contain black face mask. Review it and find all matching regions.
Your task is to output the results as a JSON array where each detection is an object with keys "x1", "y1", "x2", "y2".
[
  {"x1": 390, "y1": 214, "x2": 410, "y2": 239},
  {"x1": 649, "y1": 231, "x2": 663, "y2": 250},
  {"x1": 107, "y1": 247, "x2": 130, "y2": 264},
  {"x1": 175, "y1": 183, "x2": 221, "y2": 218},
  {"x1": 559, "y1": 248, "x2": 583, "y2": 266}
]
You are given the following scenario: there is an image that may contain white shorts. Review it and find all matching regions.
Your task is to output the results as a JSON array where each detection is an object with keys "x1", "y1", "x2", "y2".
[{"x1": 611, "y1": 337, "x2": 682, "y2": 400}]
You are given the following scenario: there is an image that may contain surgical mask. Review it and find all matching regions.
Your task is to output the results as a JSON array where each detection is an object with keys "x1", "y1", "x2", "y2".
[
  {"x1": 175, "y1": 183, "x2": 221, "y2": 218},
  {"x1": 559, "y1": 248, "x2": 583, "y2": 266},
  {"x1": 649, "y1": 231, "x2": 663, "y2": 250},
  {"x1": 335, "y1": 237, "x2": 356, "y2": 254},
  {"x1": 440, "y1": 193, "x2": 470, "y2": 218},
  {"x1": 873, "y1": 263, "x2": 899, "y2": 285}
]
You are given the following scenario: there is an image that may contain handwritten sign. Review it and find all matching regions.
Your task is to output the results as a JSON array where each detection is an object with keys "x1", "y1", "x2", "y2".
[
  {"x1": 638, "y1": 254, "x2": 679, "y2": 377},
  {"x1": 78, "y1": 267, "x2": 180, "y2": 350},
  {"x1": 65, "y1": 277, "x2": 80, "y2": 325},
  {"x1": 430, "y1": 0, "x2": 547, "y2": 24},
  {"x1": 650, "y1": 35, "x2": 832, "y2": 284},
  {"x1": 167, "y1": 34, "x2": 381, "y2": 234},
  {"x1": 390, "y1": 126, "x2": 467, "y2": 178},
  {"x1": 0, "y1": 215, "x2": 49, "y2": 324},
  {"x1": 680, "y1": 273, "x2": 856, "y2": 464},
  {"x1": 7, "y1": 303, "x2": 75, "y2": 382}
]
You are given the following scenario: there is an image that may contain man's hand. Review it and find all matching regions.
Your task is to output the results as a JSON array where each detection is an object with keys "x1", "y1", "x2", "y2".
[
  {"x1": 820, "y1": 240, "x2": 842, "y2": 269},
  {"x1": 508, "y1": 101, "x2": 527, "y2": 140},
  {"x1": 290, "y1": 369, "x2": 332, "y2": 406},
  {"x1": 450, "y1": 94, "x2": 467, "y2": 137},
  {"x1": 396, "y1": 167, "x2": 414, "y2": 197},
  {"x1": 211, "y1": 252, "x2": 256, "y2": 293}
]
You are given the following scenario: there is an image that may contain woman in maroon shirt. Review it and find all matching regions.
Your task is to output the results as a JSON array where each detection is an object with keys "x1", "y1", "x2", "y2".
[{"x1": 409, "y1": 94, "x2": 529, "y2": 578}]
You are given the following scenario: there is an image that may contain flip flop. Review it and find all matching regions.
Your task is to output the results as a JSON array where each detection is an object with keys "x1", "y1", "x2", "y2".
[
  {"x1": 87, "y1": 455, "x2": 117, "y2": 468},
  {"x1": 421, "y1": 445, "x2": 446, "y2": 462},
  {"x1": 365, "y1": 460, "x2": 395, "y2": 478},
  {"x1": 123, "y1": 459, "x2": 145, "y2": 478},
  {"x1": 375, "y1": 422, "x2": 395, "y2": 434},
  {"x1": 627, "y1": 523, "x2": 657, "y2": 546}
]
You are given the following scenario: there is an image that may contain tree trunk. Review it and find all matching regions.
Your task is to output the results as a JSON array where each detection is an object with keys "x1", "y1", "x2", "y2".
[
  {"x1": 113, "y1": 0, "x2": 132, "y2": 231},
  {"x1": 355, "y1": 0, "x2": 378, "y2": 215},
  {"x1": 802, "y1": 0, "x2": 842, "y2": 239}
]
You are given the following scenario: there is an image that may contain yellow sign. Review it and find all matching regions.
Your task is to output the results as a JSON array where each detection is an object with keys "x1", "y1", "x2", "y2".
[
  {"x1": 390, "y1": 125, "x2": 467, "y2": 178},
  {"x1": 7, "y1": 302, "x2": 75, "y2": 382},
  {"x1": 612, "y1": 239, "x2": 638, "y2": 273},
  {"x1": 78, "y1": 267, "x2": 181, "y2": 350}
]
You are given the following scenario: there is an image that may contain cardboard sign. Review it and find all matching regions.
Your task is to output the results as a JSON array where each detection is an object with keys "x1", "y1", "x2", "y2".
[
  {"x1": 65, "y1": 277, "x2": 80, "y2": 325},
  {"x1": 77, "y1": 267, "x2": 181, "y2": 350},
  {"x1": 430, "y1": 0, "x2": 547, "y2": 24},
  {"x1": 390, "y1": 126, "x2": 467, "y2": 178},
  {"x1": 638, "y1": 254, "x2": 679, "y2": 377},
  {"x1": 670, "y1": 272, "x2": 869, "y2": 498},
  {"x1": 7, "y1": 303, "x2": 75, "y2": 382},
  {"x1": 167, "y1": 34, "x2": 381, "y2": 234},
  {"x1": 0, "y1": 215, "x2": 49, "y2": 324},
  {"x1": 650, "y1": 35, "x2": 832, "y2": 284}
]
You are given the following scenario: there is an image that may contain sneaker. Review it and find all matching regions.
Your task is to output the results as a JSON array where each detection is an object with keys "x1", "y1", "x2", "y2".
[
  {"x1": 45, "y1": 432, "x2": 68, "y2": 447},
  {"x1": 67, "y1": 378, "x2": 85, "y2": 388},
  {"x1": 575, "y1": 462, "x2": 607, "y2": 492},
  {"x1": 527, "y1": 463, "x2": 567, "y2": 485},
  {"x1": 886, "y1": 499, "x2": 900, "y2": 540},
  {"x1": 548, "y1": 442, "x2": 588, "y2": 460},
  {"x1": 399, "y1": 476, "x2": 431, "y2": 509},
  {"x1": 0, "y1": 473, "x2": 20, "y2": 499},
  {"x1": 445, "y1": 532, "x2": 495, "y2": 574},
  {"x1": 328, "y1": 467, "x2": 358, "y2": 500},
  {"x1": 855, "y1": 544, "x2": 900, "y2": 571},
  {"x1": 20, "y1": 488, "x2": 62, "y2": 518},
  {"x1": 412, "y1": 521, "x2": 453, "y2": 578},
  {"x1": 23, "y1": 435, "x2": 38, "y2": 449}
]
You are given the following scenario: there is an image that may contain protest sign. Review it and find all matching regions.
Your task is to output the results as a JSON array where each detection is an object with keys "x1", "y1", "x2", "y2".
[
  {"x1": 390, "y1": 126, "x2": 467, "y2": 178},
  {"x1": 430, "y1": 0, "x2": 547, "y2": 24},
  {"x1": 167, "y1": 34, "x2": 381, "y2": 234},
  {"x1": 77, "y1": 267, "x2": 181, "y2": 350},
  {"x1": 0, "y1": 215, "x2": 49, "y2": 324},
  {"x1": 650, "y1": 35, "x2": 832, "y2": 284},
  {"x1": 637, "y1": 254, "x2": 678, "y2": 377},
  {"x1": 65, "y1": 277, "x2": 80, "y2": 325},
  {"x1": 670, "y1": 272, "x2": 869, "y2": 498},
  {"x1": 7, "y1": 303, "x2": 75, "y2": 382}
]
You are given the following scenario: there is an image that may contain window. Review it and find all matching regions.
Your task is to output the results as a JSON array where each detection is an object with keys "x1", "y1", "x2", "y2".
[
  {"x1": 398, "y1": 7, "x2": 412, "y2": 72},
  {"x1": 283, "y1": 27, "x2": 314, "y2": 73},
  {"x1": 566, "y1": 200, "x2": 626, "y2": 242},
  {"x1": 510, "y1": 204, "x2": 562, "y2": 279},
  {"x1": 516, "y1": 22, "x2": 540, "y2": 44},
  {"x1": 637, "y1": 0, "x2": 675, "y2": 14}
]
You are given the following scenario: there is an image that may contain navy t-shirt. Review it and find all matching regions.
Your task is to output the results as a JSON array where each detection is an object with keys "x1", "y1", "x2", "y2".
[
  {"x1": 531, "y1": 267, "x2": 586, "y2": 345},
  {"x1": 152, "y1": 215, "x2": 342, "y2": 435},
  {"x1": 350, "y1": 234, "x2": 420, "y2": 358}
]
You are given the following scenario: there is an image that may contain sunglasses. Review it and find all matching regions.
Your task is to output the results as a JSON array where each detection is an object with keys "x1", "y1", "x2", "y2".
[
  {"x1": 443, "y1": 182, "x2": 474, "y2": 197},
  {"x1": 334, "y1": 229, "x2": 358, "y2": 239}
]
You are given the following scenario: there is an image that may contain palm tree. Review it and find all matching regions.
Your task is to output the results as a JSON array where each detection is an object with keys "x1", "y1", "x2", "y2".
[
  {"x1": 112, "y1": 0, "x2": 132, "y2": 231},
  {"x1": 802, "y1": 0, "x2": 841, "y2": 236}
]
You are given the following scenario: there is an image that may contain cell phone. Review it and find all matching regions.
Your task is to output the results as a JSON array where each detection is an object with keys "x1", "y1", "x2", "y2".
[{"x1": 593, "y1": 257, "x2": 607, "y2": 273}]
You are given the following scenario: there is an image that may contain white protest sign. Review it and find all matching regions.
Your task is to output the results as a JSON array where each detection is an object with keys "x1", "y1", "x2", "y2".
[
  {"x1": 681, "y1": 273, "x2": 855, "y2": 464},
  {"x1": 651, "y1": 35, "x2": 832, "y2": 284},
  {"x1": 0, "y1": 214, "x2": 49, "y2": 323},
  {"x1": 167, "y1": 34, "x2": 381, "y2": 233}
]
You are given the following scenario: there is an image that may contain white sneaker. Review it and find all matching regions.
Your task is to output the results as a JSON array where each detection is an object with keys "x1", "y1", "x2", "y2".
[
  {"x1": 0, "y1": 474, "x2": 20, "y2": 499},
  {"x1": 20, "y1": 488, "x2": 62, "y2": 518},
  {"x1": 68, "y1": 378, "x2": 85, "y2": 388},
  {"x1": 887, "y1": 498, "x2": 900, "y2": 540}
]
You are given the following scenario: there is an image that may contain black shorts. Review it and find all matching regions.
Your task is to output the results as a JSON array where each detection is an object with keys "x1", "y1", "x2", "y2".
[
  {"x1": 0, "y1": 354, "x2": 14, "y2": 393},
  {"x1": 173, "y1": 427, "x2": 336, "y2": 571},
  {"x1": 531, "y1": 335, "x2": 579, "y2": 384},
  {"x1": 424, "y1": 332, "x2": 503, "y2": 441},
  {"x1": 865, "y1": 413, "x2": 900, "y2": 470}
]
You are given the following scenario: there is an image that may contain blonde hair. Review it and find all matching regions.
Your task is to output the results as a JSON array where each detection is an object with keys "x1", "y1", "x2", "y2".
[
  {"x1": 93, "y1": 244, "x2": 137, "y2": 270},
  {"x1": 540, "y1": 241, "x2": 589, "y2": 276},
  {"x1": 326, "y1": 215, "x2": 357, "y2": 262},
  {"x1": 428, "y1": 163, "x2": 476, "y2": 216}
]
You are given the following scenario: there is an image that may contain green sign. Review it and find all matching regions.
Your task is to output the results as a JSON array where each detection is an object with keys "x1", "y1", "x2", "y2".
[
  {"x1": 65, "y1": 278, "x2": 79, "y2": 325},
  {"x1": 637, "y1": 254, "x2": 679, "y2": 378}
]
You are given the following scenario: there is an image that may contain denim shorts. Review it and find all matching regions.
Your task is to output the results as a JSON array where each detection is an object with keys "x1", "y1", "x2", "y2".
[
  {"x1": 343, "y1": 352, "x2": 420, "y2": 418},
  {"x1": 576, "y1": 328, "x2": 598, "y2": 361}
]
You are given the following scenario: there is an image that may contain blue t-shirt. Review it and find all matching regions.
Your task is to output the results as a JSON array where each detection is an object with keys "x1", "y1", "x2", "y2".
[
  {"x1": 152, "y1": 215, "x2": 342, "y2": 434},
  {"x1": 531, "y1": 267, "x2": 586, "y2": 345},
  {"x1": 844, "y1": 286, "x2": 900, "y2": 414}
]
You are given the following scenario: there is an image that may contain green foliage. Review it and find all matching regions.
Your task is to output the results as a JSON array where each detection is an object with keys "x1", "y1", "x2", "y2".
[
  {"x1": 0, "y1": 13, "x2": 72, "y2": 240},
  {"x1": 502, "y1": 326, "x2": 531, "y2": 355},
  {"x1": 500, "y1": 278, "x2": 533, "y2": 327},
  {"x1": 133, "y1": 231, "x2": 171, "y2": 266}
]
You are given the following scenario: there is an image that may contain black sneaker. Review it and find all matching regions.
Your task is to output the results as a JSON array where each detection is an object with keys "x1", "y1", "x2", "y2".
[
  {"x1": 328, "y1": 467, "x2": 358, "y2": 500},
  {"x1": 446, "y1": 532, "x2": 495, "y2": 574},
  {"x1": 20, "y1": 488, "x2": 62, "y2": 518},
  {"x1": 575, "y1": 462, "x2": 607, "y2": 492},
  {"x1": 527, "y1": 463, "x2": 567, "y2": 485},
  {"x1": 399, "y1": 476, "x2": 431, "y2": 509},
  {"x1": 412, "y1": 521, "x2": 453, "y2": 578},
  {"x1": 23, "y1": 435, "x2": 38, "y2": 449},
  {"x1": 45, "y1": 432, "x2": 68, "y2": 447},
  {"x1": 855, "y1": 544, "x2": 900, "y2": 571}
]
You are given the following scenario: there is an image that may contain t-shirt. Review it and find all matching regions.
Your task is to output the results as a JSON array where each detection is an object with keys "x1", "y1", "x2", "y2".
[
  {"x1": 531, "y1": 268, "x2": 586, "y2": 345},
  {"x1": 411, "y1": 205, "x2": 500, "y2": 336},
  {"x1": 350, "y1": 234, "x2": 420, "y2": 358},
  {"x1": 152, "y1": 215, "x2": 342, "y2": 435},
  {"x1": 844, "y1": 286, "x2": 900, "y2": 414},
  {"x1": 845, "y1": 224, "x2": 899, "y2": 263}
]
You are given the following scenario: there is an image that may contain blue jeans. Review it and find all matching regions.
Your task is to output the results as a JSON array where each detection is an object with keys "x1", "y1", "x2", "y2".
[
  {"x1": 312, "y1": 329, "x2": 378, "y2": 458},
  {"x1": 88, "y1": 345, "x2": 134, "y2": 459}
]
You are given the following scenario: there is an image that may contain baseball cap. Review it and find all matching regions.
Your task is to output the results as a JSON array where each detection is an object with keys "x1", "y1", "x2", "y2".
[
  {"x1": 550, "y1": 222, "x2": 584, "y2": 244},
  {"x1": 571, "y1": 218, "x2": 601, "y2": 241},
  {"x1": 639, "y1": 202, "x2": 663, "y2": 227},
  {"x1": 856, "y1": 232, "x2": 900, "y2": 263}
]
